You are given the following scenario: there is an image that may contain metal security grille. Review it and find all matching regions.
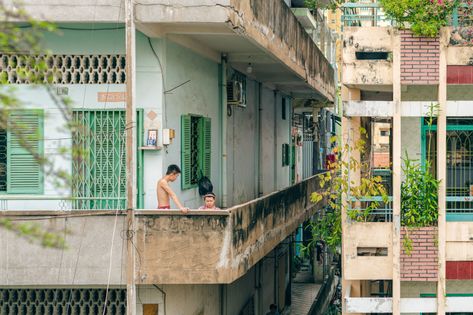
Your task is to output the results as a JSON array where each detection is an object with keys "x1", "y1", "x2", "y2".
[
  {"x1": 0, "y1": 288, "x2": 126, "y2": 315},
  {"x1": 72, "y1": 110, "x2": 126, "y2": 210},
  {"x1": 0, "y1": 128, "x2": 6, "y2": 191},
  {"x1": 423, "y1": 124, "x2": 473, "y2": 214},
  {"x1": 446, "y1": 130, "x2": 473, "y2": 212},
  {"x1": 0, "y1": 54, "x2": 126, "y2": 84}
]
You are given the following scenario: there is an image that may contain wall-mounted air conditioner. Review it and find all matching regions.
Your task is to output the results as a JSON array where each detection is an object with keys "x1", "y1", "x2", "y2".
[{"x1": 227, "y1": 80, "x2": 246, "y2": 108}]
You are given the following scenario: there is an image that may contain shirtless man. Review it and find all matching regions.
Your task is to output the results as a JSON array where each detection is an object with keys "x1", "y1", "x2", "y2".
[{"x1": 157, "y1": 164, "x2": 189, "y2": 213}]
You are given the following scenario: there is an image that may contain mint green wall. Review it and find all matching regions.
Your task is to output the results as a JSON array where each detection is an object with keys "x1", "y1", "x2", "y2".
[{"x1": 162, "y1": 40, "x2": 221, "y2": 209}]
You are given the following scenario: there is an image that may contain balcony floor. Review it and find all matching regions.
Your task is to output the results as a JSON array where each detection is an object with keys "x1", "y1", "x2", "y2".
[{"x1": 290, "y1": 265, "x2": 321, "y2": 315}]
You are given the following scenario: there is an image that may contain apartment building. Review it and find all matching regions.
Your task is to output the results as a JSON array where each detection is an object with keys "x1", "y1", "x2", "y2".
[
  {"x1": 0, "y1": 1, "x2": 335, "y2": 314},
  {"x1": 342, "y1": 2, "x2": 473, "y2": 314}
]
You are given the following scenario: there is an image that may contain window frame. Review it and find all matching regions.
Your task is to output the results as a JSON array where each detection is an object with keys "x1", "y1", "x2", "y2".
[{"x1": 181, "y1": 114, "x2": 211, "y2": 190}]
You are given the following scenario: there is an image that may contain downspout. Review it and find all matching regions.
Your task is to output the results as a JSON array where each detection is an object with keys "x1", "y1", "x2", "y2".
[
  {"x1": 220, "y1": 54, "x2": 228, "y2": 208},
  {"x1": 273, "y1": 90, "x2": 278, "y2": 191},
  {"x1": 258, "y1": 83, "x2": 263, "y2": 196},
  {"x1": 220, "y1": 284, "x2": 226, "y2": 315}
]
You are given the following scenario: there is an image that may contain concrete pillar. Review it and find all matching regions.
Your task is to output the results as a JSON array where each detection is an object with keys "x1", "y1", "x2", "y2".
[
  {"x1": 437, "y1": 28, "x2": 448, "y2": 315},
  {"x1": 391, "y1": 27, "x2": 402, "y2": 315}
]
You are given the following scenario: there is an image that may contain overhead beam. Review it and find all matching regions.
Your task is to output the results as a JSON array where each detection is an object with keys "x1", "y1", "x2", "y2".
[
  {"x1": 344, "y1": 101, "x2": 473, "y2": 117},
  {"x1": 345, "y1": 296, "x2": 473, "y2": 313},
  {"x1": 137, "y1": 23, "x2": 234, "y2": 37}
]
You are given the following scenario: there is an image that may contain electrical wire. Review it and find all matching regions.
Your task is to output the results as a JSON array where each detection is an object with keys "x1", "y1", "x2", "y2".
[{"x1": 147, "y1": 36, "x2": 168, "y2": 128}]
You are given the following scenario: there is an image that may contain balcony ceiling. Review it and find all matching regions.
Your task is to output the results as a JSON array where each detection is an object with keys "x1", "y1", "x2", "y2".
[{"x1": 138, "y1": 24, "x2": 327, "y2": 99}]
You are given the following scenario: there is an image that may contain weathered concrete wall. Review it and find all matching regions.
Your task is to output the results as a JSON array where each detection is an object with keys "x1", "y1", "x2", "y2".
[
  {"x1": 161, "y1": 284, "x2": 220, "y2": 315},
  {"x1": 260, "y1": 88, "x2": 277, "y2": 195},
  {"x1": 226, "y1": 78, "x2": 259, "y2": 205},
  {"x1": 136, "y1": 212, "x2": 230, "y2": 284},
  {"x1": 17, "y1": 1, "x2": 335, "y2": 101},
  {"x1": 230, "y1": 0, "x2": 335, "y2": 100},
  {"x1": 136, "y1": 174, "x2": 324, "y2": 284},
  {"x1": 446, "y1": 222, "x2": 473, "y2": 261},
  {"x1": 0, "y1": 214, "x2": 125, "y2": 285},
  {"x1": 401, "y1": 117, "x2": 421, "y2": 162},
  {"x1": 228, "y1": 175, "x2": 318, "y2": 282},
  {"x1": 344, "y1": 222, "x2": 393, "y2": 280},
  {"x1": 342, "y1": 27, "x2": 393, "y2": 86}
]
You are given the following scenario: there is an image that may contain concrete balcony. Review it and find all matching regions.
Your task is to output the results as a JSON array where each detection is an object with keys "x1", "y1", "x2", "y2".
[
  {"x1": 342, "y1": 27, "x2": 393, "y2": 89},
  {"x1": 0, "y1": 175, "x2": 325, "y2": 286},
  {"x1": 17, "y1": 0, "x2": 335, "y2": 101},
  {"x1": 344, "y1": 222, "x2": 393, "y2": 280}
]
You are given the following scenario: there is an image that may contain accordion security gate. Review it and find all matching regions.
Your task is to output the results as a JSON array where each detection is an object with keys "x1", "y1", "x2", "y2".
[{"x1": 72, "y1": 110, "x2": 127, "y2": 210}]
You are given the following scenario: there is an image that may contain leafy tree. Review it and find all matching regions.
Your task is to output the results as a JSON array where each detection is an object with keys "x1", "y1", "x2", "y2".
[{"x1": 0, "y1": 2, "x2": 77, "y2": 248}]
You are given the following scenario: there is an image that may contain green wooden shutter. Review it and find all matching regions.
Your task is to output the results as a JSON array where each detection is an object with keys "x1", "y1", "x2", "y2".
[
  {"x1": 199, "y1": 117, "x2": 211, "y2": 178},
  {"x1": 7, "y1": 110, "x2": 43, "y2": 194},
  {"x1": 181, "y1": 115, "x2": 192, "y2": 189}
]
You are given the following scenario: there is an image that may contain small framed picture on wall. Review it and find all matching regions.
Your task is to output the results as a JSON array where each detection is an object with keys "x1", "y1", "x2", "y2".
[{"x1": 147, "y1": 129, "x2": 158, "y2": 146}]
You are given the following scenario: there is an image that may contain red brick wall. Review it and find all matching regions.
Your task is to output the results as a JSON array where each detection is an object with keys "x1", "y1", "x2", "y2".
[
  {"x1": 401, "y1": 227, "x2": 438, "y2": 281},
  {"x1": 401, "y1": 30, "x2": 439, "y2": 85}
]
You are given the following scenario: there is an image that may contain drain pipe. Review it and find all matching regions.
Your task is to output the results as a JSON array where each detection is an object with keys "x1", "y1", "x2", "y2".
[
  {"x1": 220, "y1": 54, "x2": 228, "y2": 208},
  {"x1": 273, "y1": 90, "x2": 278, "y2": 192},
  {"x1": 257, "y1": 82, "x2": 263, "y2": 197}
]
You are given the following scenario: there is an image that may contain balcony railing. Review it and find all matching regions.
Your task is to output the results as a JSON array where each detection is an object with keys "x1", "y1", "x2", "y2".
[
  {"x1": 348, "y1": 196, "x2": 393, "y2": 222},
  {"x1": 343, "y1": 2, "x2": 473, "y2": 28},
  {"x1": 341, "y1": 2, "x2": 392, "y2": 28},
  {"x1": 348, "y1": 195, "x2": 473, "y2": 222}
]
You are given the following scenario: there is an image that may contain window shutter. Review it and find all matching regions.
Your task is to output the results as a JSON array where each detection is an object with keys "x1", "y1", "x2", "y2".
[
  {"x1": 181, "y1": 115, "x2": 192, "y2": 189},
  {"x1": 7, "y1": 110, "x2": 43, "y2": 194},
  {"x1": 199, "y1": 117, "x2": 211, "y2": 178}
]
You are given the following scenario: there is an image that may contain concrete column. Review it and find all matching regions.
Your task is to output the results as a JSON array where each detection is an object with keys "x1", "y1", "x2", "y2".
[
  {"x1": 341, "y1": 115, "x2": 350, "y2": 315},
  {"x1": 437, "y1": 28, "x2": 448, "y2": 315},
  {"x1": 391, "y1": 27, "x2": 402, "y2": 315},
  {"x1": 341, "y1": 114, "x2": 361, "y2": 315}
]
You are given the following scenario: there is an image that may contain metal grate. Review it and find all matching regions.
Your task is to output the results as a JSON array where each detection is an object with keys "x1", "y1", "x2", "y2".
[
  {"x1": 0, "y1": 128, "x2": 6, "y2": 192},
  {"x1": 446, "y1": 130, "x2": 473, "y2": 212},
  {"x1": 72, "y1": 110, "x2": 126, "y2": 210},
  {"x1": 190, "y1": 116, "x2": 200, "y2": 185},
  {"x1": 424, "y1": 124, "x2": 473, "y2": 214},
  {"x1": 0, "y1": 288, "x2": 126, "y2": 315},
  {"x1": 0, "y1": 54, "x2": 126, "y2": 84}
]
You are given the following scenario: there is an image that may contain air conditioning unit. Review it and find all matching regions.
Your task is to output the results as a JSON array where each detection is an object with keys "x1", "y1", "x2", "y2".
[{"x1": 227, "y1": 80, "x2": 246, "y2": 108}]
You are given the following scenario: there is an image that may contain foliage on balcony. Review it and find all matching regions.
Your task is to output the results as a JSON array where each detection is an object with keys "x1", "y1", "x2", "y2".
[
  {"x1": 401, "y1": 156, "x2": 439, "y2": 227},
  {"x1": 379, "y1": 0, "x2": 458, "y2": 37},
  {"x1": 310, "y1": 129, "x2": 388, "y2": 251}
]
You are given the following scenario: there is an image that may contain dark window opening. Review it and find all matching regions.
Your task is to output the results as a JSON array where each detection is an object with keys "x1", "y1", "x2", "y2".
[{"x1": 355, "y1": 51, "x2": 389, "y2": 60}]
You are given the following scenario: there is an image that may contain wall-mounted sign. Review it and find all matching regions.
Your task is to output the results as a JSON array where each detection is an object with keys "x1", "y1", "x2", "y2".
[{"x1": 97, "y1": 92, "x2": 126, "y2": 102}]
